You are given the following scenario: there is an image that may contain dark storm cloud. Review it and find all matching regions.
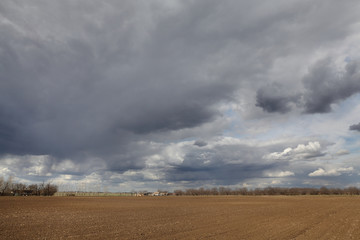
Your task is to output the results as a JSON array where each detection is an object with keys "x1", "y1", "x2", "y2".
[
  {"x1": 1, "y1": 0, "x2": 360, "y2": 189},
  {"x1": 0, "y1": 0, "x2": 238, "y2": 161},
  {"x1": 1, "y1": 0, "x2": 359, "y2": 158},
  {"x1": 302, "y1": 59, "x2": 360, "y2": 113},
  {"x1": 194, "y1": 140, "x2": 208, "y2": 147},
  {"x1": 256, "y1": 59, "x2": 360, "y2": 114},
  {"x1": 349, "y1": 122, "x2": 360, "y2": 132},
  {"x1": 256, "y1": 83, "x2": 300, "y2": 113}
]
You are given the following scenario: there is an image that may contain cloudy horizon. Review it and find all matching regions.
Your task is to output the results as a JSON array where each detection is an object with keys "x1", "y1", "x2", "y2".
[{"x1": 1, "y1": 0, "x2": 360, "y2": 192}]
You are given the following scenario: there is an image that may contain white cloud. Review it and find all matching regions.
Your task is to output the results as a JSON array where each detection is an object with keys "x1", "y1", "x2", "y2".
[
  {"x1": 308, "y1": 167, "x2": 354, "y2": 177},
  {"x1": 0, "y1": 167, "x2": 11, "y2": 176},
  {"x1": 334, "y1": 149, "x2": 350, "y2": 156},
  {"x1": 266, "y1": 171, "x2": 295, "y2": 177},
  {"x1": 338, "y1": 167, "x2": 355, "y2": 173},
  {"x1": 271, "y1": 180, "x2": 281, "y2": 185},
  {"x1": 293, "y1": 142, "x2": 321, "y2": 154},
  {"x1": 263, "y1": 141, "x2": 324, "y2": 161}
]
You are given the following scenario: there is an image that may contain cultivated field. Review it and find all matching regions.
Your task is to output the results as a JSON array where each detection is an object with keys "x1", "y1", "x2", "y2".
[{"x1": 1, "y1": 195, "x2": 360, "y2": 239}]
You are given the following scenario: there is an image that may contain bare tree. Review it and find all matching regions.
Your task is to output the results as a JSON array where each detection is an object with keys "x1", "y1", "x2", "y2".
[
  {"x1": 174, "y1": 190, "x2": 184, "y2": 196},
  {"x1": 43, "y1": 183, "x2": 58, "y2": 196},
  {"x1": 0, "y1": 176, "x2": 3, "y2": 194},
  {"x1": 0, "y1": 176, "x2": 59, "y2": 197},
  {"x1": 173, "y1": 186, "x2": 360, "y2": 196},
  {"x1": 28, "y1": 184, "x2": 40, "y2": 196},
  {"x1": 12, "y1": 183, "x2": 27, "y2": 196},
  {"x1": 0, "y1": 176, "x2": 13, "y2": 196}
]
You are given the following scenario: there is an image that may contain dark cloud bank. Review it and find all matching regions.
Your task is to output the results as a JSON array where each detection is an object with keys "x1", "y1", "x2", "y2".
[
  {"x1": 256, "y1": 83, "x2": 300, "y2": 113},
  {"x1": 256, "y1": 59, "x2": 360, "y2": 114},
  {"x1": 1, "y1": 0, "x2": 360, "y2": 189},
  {"x1": 349, "y1": 123, "x2": 360, "y2": 132},
  {"x1": 0, "y1": 1, "x2": 236, "y2": 160},
  {"x1": 303, "y1": 59, "x2": 360, "y2": 114}
]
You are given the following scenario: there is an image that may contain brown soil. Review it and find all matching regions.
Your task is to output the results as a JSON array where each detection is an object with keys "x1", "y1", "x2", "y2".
[{"x1": 1, "y1": 195, "x2": 360, "y2": 239}]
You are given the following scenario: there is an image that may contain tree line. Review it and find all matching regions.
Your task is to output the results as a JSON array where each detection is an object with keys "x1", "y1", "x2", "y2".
[
  {"x1": 0, "y1": 176, "x2": 58, "y2": 196},
  {"x1": 173, "y1": 186, "x2": 360, "y2": 196}
]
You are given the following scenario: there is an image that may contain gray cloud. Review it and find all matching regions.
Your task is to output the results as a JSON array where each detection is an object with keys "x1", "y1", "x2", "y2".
[
  {"x1": 161, "y1": 138, "x2": 321, "y2": 186},
  {"x1": 349, "y1": 122, "x2": 360, "y2": 132},
  {"x1": 0, "y1": 0, "x2": 239, "y2": 160},
  {"x1": 165, "y1": 143, "x2": 277, "y2": 185},
  {"x1": 256, "y1": 59, "x2": 360, "y2": 114},
  {"x1": 194, "y1": 140, "x2": 208, "y2": 147},
  {"x1": 256, "y1": 83, "x2": 300, "y2": 113},
  {"x1": 302, "y1": 59, "x2": 360, "y2": 113},
  {"x1": 1, "y1": 0, "x2": 360, "y2": 189}
]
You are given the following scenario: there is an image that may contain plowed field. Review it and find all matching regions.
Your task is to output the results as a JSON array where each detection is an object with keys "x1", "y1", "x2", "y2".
[{"x1": 1, "y1": 196, "x2": 360, "y2": 239}]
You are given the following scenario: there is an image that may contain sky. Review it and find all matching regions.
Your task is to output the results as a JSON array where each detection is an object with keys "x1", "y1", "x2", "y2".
[{"x1": 1, "y1": 0, "x2": 360, "y2": 192}]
